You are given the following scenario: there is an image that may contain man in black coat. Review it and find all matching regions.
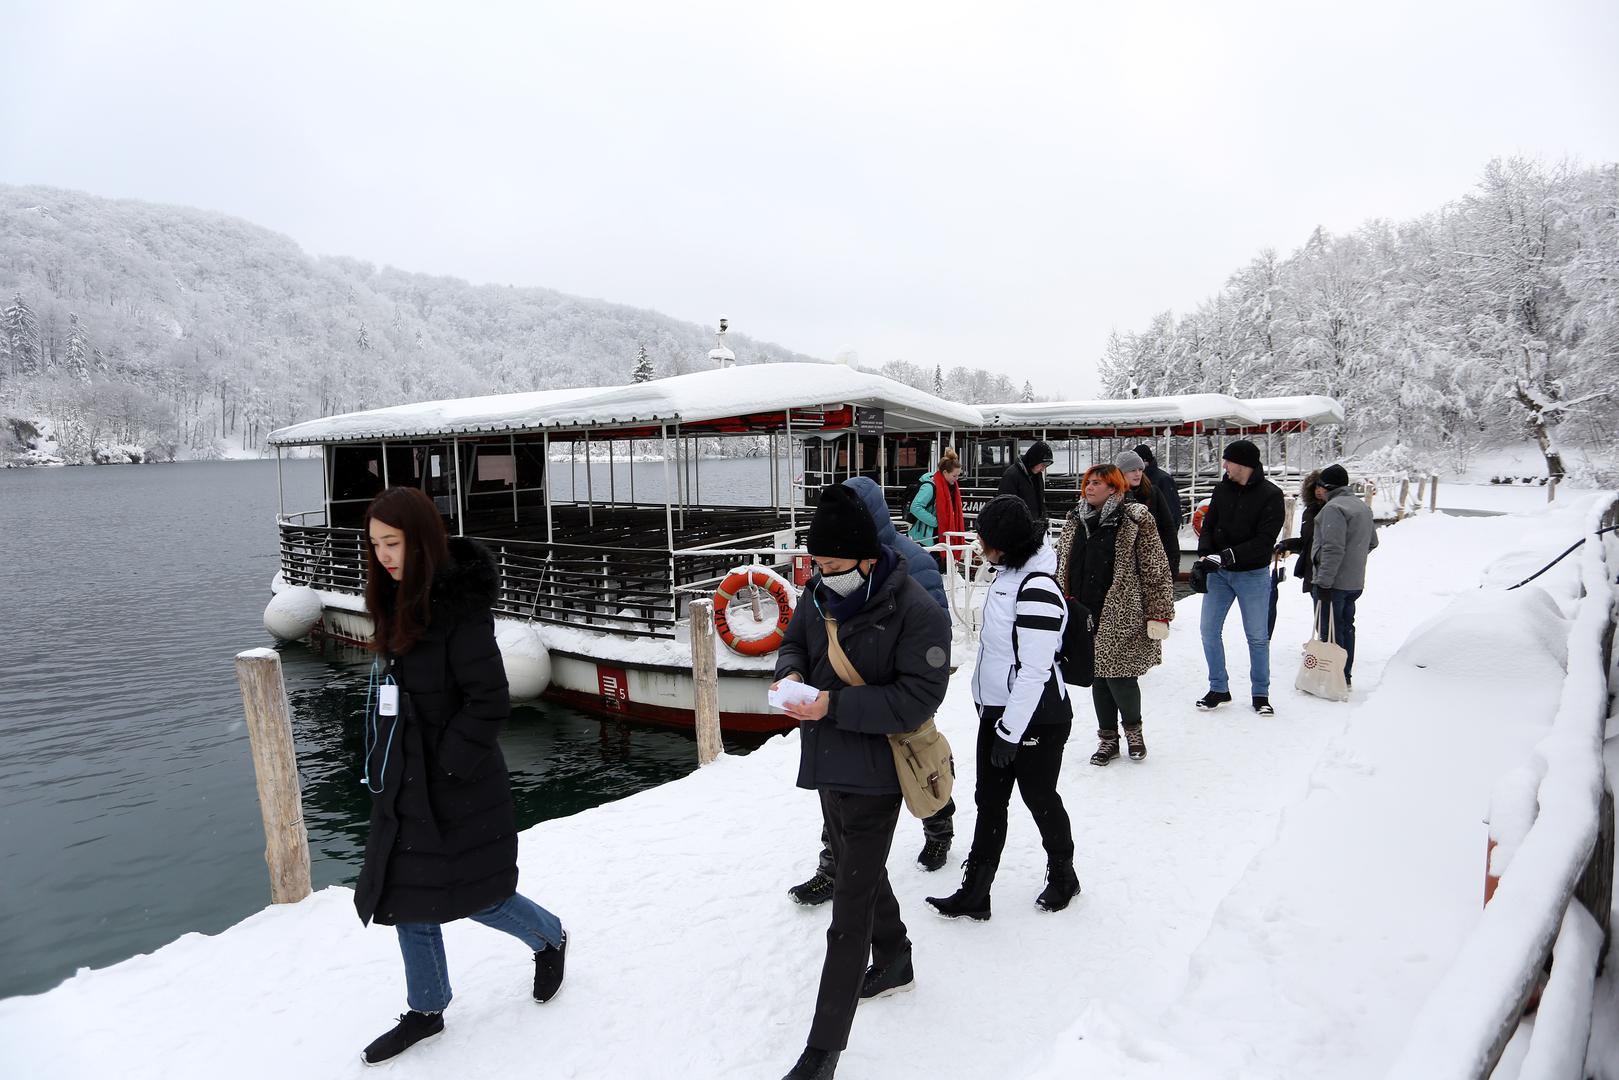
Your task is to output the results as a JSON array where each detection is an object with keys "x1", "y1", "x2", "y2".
[
  {"x1": 1193, "y1": 440, "x2": 1285, "y2": 715},
  {"x1": 772, "y1": 485, "x2": 953, "y2": 1080},
  {"x1": 1133, "y1": 443, "x2": 1183, "y2": 526},
  {"x1": 998, "y1": 440, "x2": 1053, "y2": 522}
]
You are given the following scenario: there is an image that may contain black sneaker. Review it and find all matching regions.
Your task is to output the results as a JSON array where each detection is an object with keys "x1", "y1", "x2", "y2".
[
  {"x1": 916, "y1": 838, "x2": 950, "y2": 872},
  {"x1": 859, "y1": 950, "x2": 915, "y2": 1000},
  {"x1": 533, "y1": 930, "x2": 567, "y2": 1003},
  {"x1": 788, "y1": 870, "x2": 835, "y2": 906},
  {"x1": 362, "y1": 1010, "x2": 444, "y2": 1066},
  {"x1": 1253, "y1": 697, "x2": 1275, "y2": 716},
  {"x1": 782, "y1": 1046, "x2": 840, "y2": 1079},
  {"x1": 1195, "y1": 691, "x2": 1232, "y2": 711}
]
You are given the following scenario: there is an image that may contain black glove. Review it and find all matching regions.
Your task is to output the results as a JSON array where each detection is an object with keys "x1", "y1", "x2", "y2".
[{"x1": 990, "y1": 737, "x2": 1018, "y2": 769}]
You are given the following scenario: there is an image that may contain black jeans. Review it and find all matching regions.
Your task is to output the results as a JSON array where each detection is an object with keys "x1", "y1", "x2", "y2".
[
  {"x1": 808, "y1": 789, "x2": 909, "y2": 1052},
  {"x1": 1091, "y1": 677, "x2": 1143, "y2": 733},
  {"x1": 968, "y1": 706, "x2": 1074, "y2": 873},
  {"x1": 816, "y1": 798, "x2": 954, "y2": 876}
]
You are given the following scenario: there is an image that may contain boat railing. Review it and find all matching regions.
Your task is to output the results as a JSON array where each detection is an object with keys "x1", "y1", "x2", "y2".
[{"x1": 488, "y1": 535, "x2": 681, "y2": 637}]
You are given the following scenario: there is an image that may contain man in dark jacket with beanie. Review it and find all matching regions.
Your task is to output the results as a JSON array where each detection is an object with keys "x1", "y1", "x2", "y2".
[
  {"x1": 998, "y1": 440, "x2": 1053, "y2": 522},
  {"x1": 785, "y1": 478, "x2": 955, "y2": 907},
  {"x1": 1133, "y1": 443, "x2": 1182, "y2": 526},
  {"x1": 1195, "y1": 440, "x2": 1285, "y2": 715},
  {"x1": 772, "y1": 485, "x2": 952, "y2": 1080}
]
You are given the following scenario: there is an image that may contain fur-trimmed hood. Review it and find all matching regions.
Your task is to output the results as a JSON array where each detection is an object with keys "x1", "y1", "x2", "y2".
[{"x1": 430, "y1": 536, "x2": 500, "y2": 621}]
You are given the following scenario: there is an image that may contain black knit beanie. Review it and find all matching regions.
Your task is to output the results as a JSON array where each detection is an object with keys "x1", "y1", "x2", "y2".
[
  {"x1": 1133, "y1": 443, "x2": 1157, "y2": 469},
  {"x1": 1222, "y1": 440, "x2": 1262, "y2": 469},
  {"x1": 976, "y1": 494, "x2": 1043, "y2": 565},
  {"x1": 1023, "y1": 440, "x2": 1054, "y2": 469},
  {"x1": 1320, "y1": 463, "x2": 1349, "y2": 489},
  {"x1": 806, "y1": 484, "x2": 880, "y2": 560}
]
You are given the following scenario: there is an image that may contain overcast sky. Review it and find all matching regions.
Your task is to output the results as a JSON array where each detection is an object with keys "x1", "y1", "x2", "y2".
[{"x1": 3, "y1": 0, "x2": 1617, "y2": 396}]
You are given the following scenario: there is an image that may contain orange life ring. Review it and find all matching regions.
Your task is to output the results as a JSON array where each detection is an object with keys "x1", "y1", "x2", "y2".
[
  {"x1": 713, "y1": 567, "x2": 795, "y2": 656},
  {"x1": 1191, "y1": 499, "x2": 1211, "y2": 538}
]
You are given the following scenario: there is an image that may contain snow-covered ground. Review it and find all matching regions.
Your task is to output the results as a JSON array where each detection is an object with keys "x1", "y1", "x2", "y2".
[{"x1": 1, "y1": 496, "x2": 1613, "y2": 1079}]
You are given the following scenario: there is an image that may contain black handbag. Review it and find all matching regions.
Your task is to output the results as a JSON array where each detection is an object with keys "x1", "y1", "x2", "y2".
[
  {"x1": 1190, "y1": 559, "x2": 1211, "y2": 594},
  {"x1": 1016, "y1": 574, "x2": 1094, "y2": 687}
]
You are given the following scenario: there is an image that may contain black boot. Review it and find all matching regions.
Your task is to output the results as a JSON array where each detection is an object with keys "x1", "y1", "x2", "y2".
[
  {"x1": 925, "y1": 859, "x2": 994, "y2": 921},
  {"x1": 916, "y1": 836, "x2": 951, "y2": 872},
  {"x1": 1195, "y1": 690, "x2": 1232, "y2": 711},
  {"x1": 788, "y1": 869, "x2": 834, "y2": 906},
  {"x1": 362, "y1": 1010, "x2": 444, "y2": 1066},
  {"x1": 859, "y1": 948, "x2": 915, "y2": 1000},
  {"x1": 533, "y1": 930, "x2": 567, "y2": 1002},
  {"x1": 1035, "y1": 860, "x2": 1081, "y2": 912},
  {"x1": 782, "y1": 1046, "x2": 840, "y2": 1079}
]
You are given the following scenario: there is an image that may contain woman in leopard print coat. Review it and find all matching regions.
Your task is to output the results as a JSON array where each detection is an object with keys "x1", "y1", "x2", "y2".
[{"x1": 1056, "y1": 465, "x2": 1176, "y2": 766}]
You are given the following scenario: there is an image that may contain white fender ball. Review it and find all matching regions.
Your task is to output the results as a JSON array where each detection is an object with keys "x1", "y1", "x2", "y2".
[
  {"x1": 495, "y1": 621, "x2": 552, "y2": 701},
  {"x1": 263, "y1": 587, "x2": 324, "y2": 641}
]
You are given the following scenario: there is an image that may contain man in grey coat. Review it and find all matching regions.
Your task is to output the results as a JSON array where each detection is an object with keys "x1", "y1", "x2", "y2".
[{"x1": 1310, "y1": 463, "x2": 1379, "y2": 688}]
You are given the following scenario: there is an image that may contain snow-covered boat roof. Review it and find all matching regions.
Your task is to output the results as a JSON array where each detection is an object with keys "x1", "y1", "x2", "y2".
[
  {"x1": 975, "y1": 394, "x2": 1263, "y2": 432},
  {"x1": 268, "y1": 363, "x2": 984, "y2": 445},
  {"x1": 1239, "y1": 395, "x2": 1345, "y2": 428}
]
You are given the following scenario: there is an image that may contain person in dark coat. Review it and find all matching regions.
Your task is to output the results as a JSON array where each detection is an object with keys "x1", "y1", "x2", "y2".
[
  {"x1": 786, "y1": 479, "x2": 956, "y2": 905},
  {"x1": 771, "y1": 485, "x2": 953, "y2": 1080},
  {"x1": 1276, "y1": 469, "x2": 1325, "y2": 593},
  {"x1": 1310, "y1": 463, "x2": 1380, "y2": 688},
  {"x1": 1193, "y1": 441, "x2": 1286, "y2": 715},
  {"x1": 1133, "y1": 443, "x2": 1183, "y2": 526},
  {"x1": 998, "y1": 440, "x2": 1053, "y2": 522},
  {"x1": 1115, "y1": 449, "x2": 1180, "y2": 574},
  {"x1": 354, "y1": 487, "x2": 567, "y2": 1066}
]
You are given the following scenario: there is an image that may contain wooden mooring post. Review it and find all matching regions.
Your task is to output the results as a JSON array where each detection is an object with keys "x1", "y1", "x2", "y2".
[
  {"x1": 688, "y1": 600, "x2": 724, "y2": 766},
  {"x1": 234, "y1": 648, "x2": 313, "y2": 904}
]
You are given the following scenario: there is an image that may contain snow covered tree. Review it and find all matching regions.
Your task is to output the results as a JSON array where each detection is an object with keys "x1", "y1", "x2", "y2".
[
  {"x1": 933, "y1": 364, "x2": 944, "y2": 395},
  {"x1": 5, "y1": 294, "x2": 40, "y2": 376},
  {"x1": 65, "y1": 313, "x2": 90, "y2": 382},
  {"x1": 632, "y1": 344, "x2": 654, "y2": 383},
  {"x1": 1021, "y1": 380, "x2": 1034, "y2": 402},
  {"x1": 357, "y1": 322, "x2": 371, "y2": 351}
]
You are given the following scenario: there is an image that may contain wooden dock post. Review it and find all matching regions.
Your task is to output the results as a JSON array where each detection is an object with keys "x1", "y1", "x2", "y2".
[
  {"x1": 688, "y1": 600, "x2": 724, "y2": 766},
  {"x1": 234, "y1": 648, "x2": 313, "y2": 904},
  {"x1": 1430, "y1": 474, "x2": 1440, "y2": 513},
  {"x1": 1396, "y1": 478, "x2": 1411, "y2": 522}
]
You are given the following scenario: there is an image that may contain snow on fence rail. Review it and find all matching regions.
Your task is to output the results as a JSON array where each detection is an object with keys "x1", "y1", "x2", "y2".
[{"x1": 1387, "y1": 495, "x2": 1618, "y2": 1080}]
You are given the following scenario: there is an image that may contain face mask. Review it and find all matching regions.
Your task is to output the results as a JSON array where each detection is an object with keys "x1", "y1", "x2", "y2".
[{"x1": 819, "y1": 564, "x2": 869, "y2": 597}]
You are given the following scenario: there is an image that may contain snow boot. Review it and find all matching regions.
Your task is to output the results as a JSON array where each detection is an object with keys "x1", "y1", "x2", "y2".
[
  {"x1": 782, "y1": 1046, "x2": 840, "y2": 1080},
  {"x1": 1253, "y1": 697, "x2": 1274, "y2": 716},
  {"x1": 925, "y1": 859, "x2": 994, "y2": 921},
  {"x1": 1035, "y1": 860, "x2": 1082, "y2": 912},
  {"x1": 1123, "y1": 725, "x2": 1147, "y2": 761},
  {"x1": 1195, "y1": 690, "x2": 1232, "y2": 711},
  {"x1": 916, "y1": 837, "x2": 951, "y2": 872},
  {"x1": 788, "y1": 869, "x2": 835, "y2": 906},
  {"x1": 533, "y1": 930, "x2": 567, "y2": 1003},
  {"x1": 1090, "y1": 730, "x2": 1121, "y2": 766},
  {"x1": 362, "y1": 1010, "x2": 444, "y2": 1066},
  {"x1": 859, "y1": 948, "x2": 915, "y2": 1001}
]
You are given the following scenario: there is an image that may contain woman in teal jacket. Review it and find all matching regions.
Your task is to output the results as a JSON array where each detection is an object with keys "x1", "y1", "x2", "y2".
[{"x1": 909, "y1": 447, "x2": 964, "y2": 551}]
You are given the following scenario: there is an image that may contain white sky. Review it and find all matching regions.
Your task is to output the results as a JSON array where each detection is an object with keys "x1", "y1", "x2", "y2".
[{"x1": 3, "y1": 0, "x2": 1616, "y2": 396}]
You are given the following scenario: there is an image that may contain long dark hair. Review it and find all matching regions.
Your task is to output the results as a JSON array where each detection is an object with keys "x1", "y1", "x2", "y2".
[{"x1": 364, "y1": 487, "x2": 451, "y2": 656}]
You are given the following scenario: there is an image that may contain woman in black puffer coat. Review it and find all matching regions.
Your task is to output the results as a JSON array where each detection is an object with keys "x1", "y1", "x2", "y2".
[
  {"x1": 353, "y1": 487, "x2": 567, "y2": 1066},
  {"x1": 1276, "y1": 470, "x2": 1324, "y2": 593}
]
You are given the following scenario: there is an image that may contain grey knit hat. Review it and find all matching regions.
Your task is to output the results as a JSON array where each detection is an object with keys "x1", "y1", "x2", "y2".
[{"x1": 1114, "y1": 450, "x2": 1146, "y2": 473}]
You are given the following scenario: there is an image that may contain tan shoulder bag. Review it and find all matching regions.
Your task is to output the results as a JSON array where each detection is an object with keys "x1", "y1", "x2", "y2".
[{"x1": 823, "y1": 618, "x2": 954, "y2": 819}]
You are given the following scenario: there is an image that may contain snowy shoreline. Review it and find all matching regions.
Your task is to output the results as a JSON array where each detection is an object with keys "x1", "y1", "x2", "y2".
[{"x1": 2, "y1": 496, "x2": 1615, "y2": 1078}]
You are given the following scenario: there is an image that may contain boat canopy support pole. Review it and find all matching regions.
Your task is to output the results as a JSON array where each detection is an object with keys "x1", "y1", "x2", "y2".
[
  {"x1": 275, "y1": 444, "x2": 284, "y2": 519},
  {"x1": 510, "y1": 435, "x2": 518, "y2": 523},
  {"x1": 785, "y1": 409, "x2": 796, "y2": 536},
  {"x1": 584, "y1": 429, "x2": 594, "y2": 528},
  {"x1": 543, "y1": 430, "x2": 554, "y2": 545},
  {"x1": 381, "y1": 438, "x2": 390, "y2": 489},
  {"x1": 661, "y1": 423, "x2": 675, "y2": 551},
  {"x1": 452, "y1": 437, "x2": 465, "y2": 536}
]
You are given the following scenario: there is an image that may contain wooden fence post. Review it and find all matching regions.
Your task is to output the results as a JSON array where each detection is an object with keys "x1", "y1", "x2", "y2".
[
  {"x1": 234, "y1": 648, "x2": 312, "y2": 904},
  {"x1": 689, "y1": 600, "x2": 724, "y2": 766},
  {"x1": 1396, "y1": 478, "x2": 1411, "y2": 522},
  {"x1": 1430, "y1": 474, "x2": 1440, "y2": 513}
]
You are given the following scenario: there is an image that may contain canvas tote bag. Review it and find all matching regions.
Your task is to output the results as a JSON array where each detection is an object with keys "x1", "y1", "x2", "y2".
[
  {"x1": 1295, "y1": 602, "x2": 1350, "y2": 702},
  {"x1": 823, "y1": 618, "x2": 954, "y2": 819}
]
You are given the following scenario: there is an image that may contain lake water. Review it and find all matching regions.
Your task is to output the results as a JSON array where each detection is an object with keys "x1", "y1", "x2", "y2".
[{"x1": 0, "y1": 458, "x2": 779, "y2": 999}]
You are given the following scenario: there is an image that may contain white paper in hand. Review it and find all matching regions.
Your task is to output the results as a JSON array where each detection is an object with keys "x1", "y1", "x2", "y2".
[{"x1": 768, "y1": 681, "x2": 821, "y2": 711}]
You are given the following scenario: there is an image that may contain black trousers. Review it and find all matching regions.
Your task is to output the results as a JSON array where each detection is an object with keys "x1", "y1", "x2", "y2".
[
  {"x1": 816, "y1": 797, "x2": 954, "y2": 876},
  {"x1": 969, "y1": 706, "x2": 1074, "y2": 872},
  {"x1": 1091, "y1": 676, "x2": 1143, "y2": 733},
  {"x1": 808, "y1": 788, "x2": 908, "y2": 1052}
]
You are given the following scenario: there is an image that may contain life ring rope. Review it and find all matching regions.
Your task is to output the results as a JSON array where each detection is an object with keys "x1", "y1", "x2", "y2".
[{"x1": 713, "y1": 567, "x2": 795, "y2": 656}]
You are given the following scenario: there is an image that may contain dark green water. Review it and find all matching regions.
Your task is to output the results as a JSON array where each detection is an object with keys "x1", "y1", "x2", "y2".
[{"x1": 0, "y1": 459, "x2": 772, "y2": 999}]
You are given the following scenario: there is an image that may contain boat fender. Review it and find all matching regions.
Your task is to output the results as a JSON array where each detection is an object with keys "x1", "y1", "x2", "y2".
[
  {"x1": 264, "y1": 586, "x2": 324, "y2": 641},
  {"x1": 713, "y1": 566, "x2": 796, "y2": 657},
  {"x1": 495, "y1": 620, "x2": 552, "y2": 700}
]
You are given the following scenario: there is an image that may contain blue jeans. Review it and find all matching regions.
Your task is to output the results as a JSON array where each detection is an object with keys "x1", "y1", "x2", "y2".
[
  {"x1": 1201, "y1": 567, "x2": 1272, "y2": 698},
  {"x1": 1312, "y1": 586, "x2": 1363, "y2": 683},
  {"x1": 396, "y1": 893, "x2": 564, "y2": 1013}
]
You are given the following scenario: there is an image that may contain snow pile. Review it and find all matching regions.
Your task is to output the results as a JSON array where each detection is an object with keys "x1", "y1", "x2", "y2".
[{"x1": 0, "y1": 497, "x2": 1608, "y2": 1080}]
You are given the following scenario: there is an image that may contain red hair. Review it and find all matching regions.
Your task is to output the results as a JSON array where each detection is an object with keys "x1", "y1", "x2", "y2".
[{"x1": 1081, "y1": 464, "x2": 1128, "y2": 495}]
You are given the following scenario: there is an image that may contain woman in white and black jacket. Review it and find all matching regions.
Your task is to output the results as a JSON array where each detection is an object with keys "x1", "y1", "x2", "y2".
[{"x1": 926, "y1": 495, "x2": 1080, "y2": 921}]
